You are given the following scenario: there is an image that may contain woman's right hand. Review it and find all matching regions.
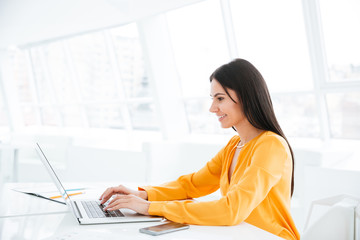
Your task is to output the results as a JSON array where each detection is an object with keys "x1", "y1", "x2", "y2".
[{"x1": 99, "y1": 185, "x2": 148, "y2": 204}]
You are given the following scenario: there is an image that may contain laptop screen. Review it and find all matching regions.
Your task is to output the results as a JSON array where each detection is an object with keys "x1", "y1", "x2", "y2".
[{"x1": 36, "y1": 143, "x2": 72, "y2": 206}]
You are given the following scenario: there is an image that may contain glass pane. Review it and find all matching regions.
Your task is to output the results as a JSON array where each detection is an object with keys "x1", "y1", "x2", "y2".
[
  {"x1": 272, "y1": 94, "x2": 320, "y2": 137},
  {"x1": 43, "y1": 42, "x2": 78, "y2": 103},
  {"x1": 167, "y1": 0, "x2": 230, "y2": 98},
  {"x1": 40, "y1": 107, "x2": 60, "y2": 126},
  {"x1": 0, "y1": 85, "x2": 8, "y2": 127},
  {"x1": 21, "y1": 106, "x2": 38, "y2": 126},
  {"x1": 326, "y1": 92, "x2": 360, "y2": 139},
  {"x1": 128, "y1": 102, "x2": 159, "y2": 130},
  {"x1": 9, "y1": 50, "x2": 34, "y2": 103},
  {"x1": 67, "y1": 32, "x2": 118, "y2": 101},
  {"x1": 110, "y1": 24, "x2": 150, "y2": 98},
  {"x1": 0, "y1": 94, "x2": 10, "y2": 133},
  {"x1": 0, "y1": 103, "x2": 9, "y2": 127},
  {"x1": 230, "y1": 0, "x2": 313, "y2": 92},
  {"x1": 319, "y1": 0, "x2": 360, "y2": 83},
  {"x1": 61, "y1": 106, "x2": 83, "y2": 127},
  {"x1": 184, "y1": 98, "x2": 234, "y2": 135},
  {"x1": 29, "y1": 48, "x2": 57, "y2": 103},
  {"x1": 85, "y1": 104, "x2": 125, "y2": 129}
]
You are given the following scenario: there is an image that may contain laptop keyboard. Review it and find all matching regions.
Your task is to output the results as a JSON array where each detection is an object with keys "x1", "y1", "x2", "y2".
[{"x1": 81, "y1": 201, "x2": 124, "y2": 218}]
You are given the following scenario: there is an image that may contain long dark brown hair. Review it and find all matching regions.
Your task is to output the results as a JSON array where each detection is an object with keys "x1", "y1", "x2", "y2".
[{"x1": 210, "y1": 58, "x2": 295, "y2": 197}]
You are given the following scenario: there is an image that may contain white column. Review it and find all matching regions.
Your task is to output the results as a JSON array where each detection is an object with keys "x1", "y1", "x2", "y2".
[
  {"x1": 220, "y1": 0, "x2": 239, "y2": 60},
  {"x1": 137, "y1": 14, "x2": 189, "y2": 140},
  {"x1": 301, "y1": 0, "x2": 331, "y2": 140}
]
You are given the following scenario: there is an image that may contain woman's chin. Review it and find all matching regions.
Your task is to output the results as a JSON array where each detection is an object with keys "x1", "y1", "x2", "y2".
[{"x1": 220, "y1": 123, "x2": 231, "y2": 129}]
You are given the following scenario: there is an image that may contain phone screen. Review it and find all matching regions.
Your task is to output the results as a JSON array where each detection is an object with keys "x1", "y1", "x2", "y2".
[{"x1": 139, "y1": 222, "x2": 190, "y2": 235}]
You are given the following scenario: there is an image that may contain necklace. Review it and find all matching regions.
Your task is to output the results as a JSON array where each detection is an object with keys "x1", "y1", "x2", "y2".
[{"x1": 236, "y1": 140, "x2": 245, "y2": 149}]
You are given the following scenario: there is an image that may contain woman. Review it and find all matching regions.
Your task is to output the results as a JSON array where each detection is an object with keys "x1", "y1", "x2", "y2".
[{"x1": 100, "y1": 59, "x2": 300, "y2": 240}]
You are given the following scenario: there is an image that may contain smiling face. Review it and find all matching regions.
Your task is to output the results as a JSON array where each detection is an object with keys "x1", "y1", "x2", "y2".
[{"x1": 209, "y1": 79, "x2": 247, "y2": 130}]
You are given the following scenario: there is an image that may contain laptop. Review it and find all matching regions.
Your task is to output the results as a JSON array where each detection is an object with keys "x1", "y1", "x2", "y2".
[{"x1": 36, "y1": 143, "x2": 163, "y2": 225}]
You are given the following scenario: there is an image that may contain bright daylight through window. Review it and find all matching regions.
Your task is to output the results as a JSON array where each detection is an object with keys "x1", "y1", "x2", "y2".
[
  {"x1": 319, "y1": 0, "x2": 360, "y2": 138},
  {"x1": 2, "y1": 0, "x2": 360, "y2": 141},
  {"x1": 8, "y1": 23, "x2": 158, "y2": 131}
]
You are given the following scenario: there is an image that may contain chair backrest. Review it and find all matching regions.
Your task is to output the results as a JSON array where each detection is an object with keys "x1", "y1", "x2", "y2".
[
  {"x1": 291, "y1": 149, "x2": 322, "y2": 231},
  {"x1": 303, "y1": 195, "x2": 359, "y2": 240}
]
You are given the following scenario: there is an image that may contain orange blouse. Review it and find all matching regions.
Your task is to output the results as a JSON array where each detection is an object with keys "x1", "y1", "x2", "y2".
[{"x1": 140, "y1": 131, "x2": 300, "y2": 240}]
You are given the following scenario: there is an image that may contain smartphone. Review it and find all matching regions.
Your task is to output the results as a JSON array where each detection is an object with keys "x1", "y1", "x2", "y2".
[{"x1": 139, "y1": 222, "x2": 190, "y2": 236}]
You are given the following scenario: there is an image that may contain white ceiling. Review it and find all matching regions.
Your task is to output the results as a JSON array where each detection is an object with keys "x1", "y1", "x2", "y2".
[{"x1": 0, "y1": 0, "x2": 205, "y2": 48}]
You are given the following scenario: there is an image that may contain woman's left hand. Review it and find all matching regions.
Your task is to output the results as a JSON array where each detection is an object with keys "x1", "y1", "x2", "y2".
[{"x1": 103, "y1": 194, "x2": 150, "y2": 215}]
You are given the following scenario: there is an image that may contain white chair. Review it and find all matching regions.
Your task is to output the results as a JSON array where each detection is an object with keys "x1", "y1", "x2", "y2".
[
  {"x1": 291, "y1": 149, "x2": 322, "y2": 231},
  {"x1": 302, "y1": 195, "x2": 360, "y2": 240}
]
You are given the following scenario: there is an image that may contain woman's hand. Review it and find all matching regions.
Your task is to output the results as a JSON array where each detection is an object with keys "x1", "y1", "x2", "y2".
[
  {"x1": 103, "y1": 194, "x2": 151, "y2": 215},
  {"x1": 99, "y1": 185, "x2": 148, "y2": 205}
]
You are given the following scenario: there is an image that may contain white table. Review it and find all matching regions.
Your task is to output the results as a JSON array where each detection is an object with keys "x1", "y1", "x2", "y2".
[{"x1": 0, "y1": 183, "x2": 282, "y2": 240}]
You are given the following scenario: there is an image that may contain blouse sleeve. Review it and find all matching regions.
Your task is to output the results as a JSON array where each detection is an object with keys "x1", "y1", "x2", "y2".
[
  {"x1": 146, "y1": 136, "x2": 288, "y2": 225},
  {"x1": 139, "y1": 144, "x2": 225, "y2": 201}
]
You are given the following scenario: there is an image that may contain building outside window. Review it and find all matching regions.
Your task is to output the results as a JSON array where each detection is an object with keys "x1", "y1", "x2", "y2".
[
  {"x1": 2, "y1": 0, "x2": 360, "y2": 141},
  {"x1": 7, "y1": 23, "x2": 158, "y2": 131}
]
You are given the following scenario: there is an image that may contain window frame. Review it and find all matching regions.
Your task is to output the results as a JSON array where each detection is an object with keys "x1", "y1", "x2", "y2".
[
  {"x1": 2, "y1": 25, "x2": 158, "y2": 133},
  {"x1": 0, "y1": 0, "x2": 360, "y2": 141}
]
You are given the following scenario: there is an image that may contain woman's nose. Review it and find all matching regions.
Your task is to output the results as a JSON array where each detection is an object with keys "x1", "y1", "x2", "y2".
[{"x1": 209, "y1": 102, "x2": 217, "y2": 113}]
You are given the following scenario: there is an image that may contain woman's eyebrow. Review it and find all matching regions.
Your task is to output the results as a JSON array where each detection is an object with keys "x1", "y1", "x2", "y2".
[{"x1": 210, "y1": 93, "x2": 226, "y2": 98}]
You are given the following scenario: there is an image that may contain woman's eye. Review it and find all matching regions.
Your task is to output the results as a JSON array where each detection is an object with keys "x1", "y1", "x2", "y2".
[{"x1": 217, "y1": 97, "x2": 224, "y2": 101}]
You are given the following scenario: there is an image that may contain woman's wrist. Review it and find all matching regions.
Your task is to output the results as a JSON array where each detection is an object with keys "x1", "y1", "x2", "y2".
[
  {"x1": 145, "y1": 201, "x2": 151, "y2": 215},
  {"x1": 138, "y1": 190, "x2": 148, "y2": 200}
]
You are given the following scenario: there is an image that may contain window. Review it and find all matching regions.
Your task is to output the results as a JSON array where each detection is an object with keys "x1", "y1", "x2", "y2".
[
  {"x1": 316, "y1": 0, "x2": 360, "y2": 139},
  {"x1": 319, "y1": 0, "x2": 360, "y2": 83},
  {"x1": 229, "y1": 0, "x2": 317, "y2": 138},
  {"x1": 166, "y1": 0, "x2": 229, "y2": 98},
  {"x1": 110, "y1": 25, "x2": 151, "y2": 99},
  {"x1": 184, "y1": 98, "x2": 233, "y2": 135},
  {"x1": 0, "y1": 88, "x2": 9, "y2": 132},
  {"x1": 272, "y1": 94, "x2": 320, "y2": 138},
  {"x1": 4, "y1": 0, "x2": 360, "y2": 142},
  {"x1": 8, "y1": 23, "x2": 158, "y2": 131},
  {"x1": 128, "y1": 102, "x2": 158, "y2": 130},
  {"x1": 166, "y1": 0, "x2": 231, "y2": 134},
  {"x1": 230, "y1": 0, "x2": 313, "y2": 92},
  {"x1": 326, "y1": 92, "x2": 360, "y2": 138}
]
